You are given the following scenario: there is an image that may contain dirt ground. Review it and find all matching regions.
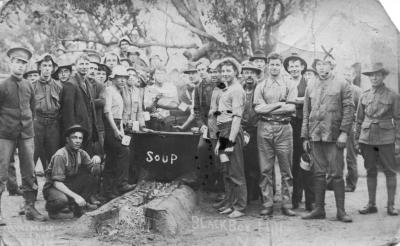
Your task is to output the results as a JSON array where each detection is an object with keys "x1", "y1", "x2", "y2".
[{"x1": 2, "y1": 157, "x2": 400, "y2": 246}]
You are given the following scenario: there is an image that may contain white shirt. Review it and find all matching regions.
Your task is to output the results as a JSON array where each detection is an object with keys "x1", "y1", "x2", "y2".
[{"x1": 104, "y1": 85, "x2": 124, "y2": 119}]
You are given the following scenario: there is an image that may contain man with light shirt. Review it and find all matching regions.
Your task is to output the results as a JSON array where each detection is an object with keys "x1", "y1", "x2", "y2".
[{"x1": 253, "y1": 53, "x2": 297, "y2": 217}]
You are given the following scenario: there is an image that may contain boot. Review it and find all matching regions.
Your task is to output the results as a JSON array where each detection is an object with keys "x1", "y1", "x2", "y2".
[
  {"x1": 359, "y1": 176, "x2": 377, "y2": 214},
  {"x1": 25, "y1": 201, "x2": 47, "y2": 221},
  {"x1": 386, "y1": 175, "x2": 398, "y2": 216},
  {"x1": 24, "y1": 192, "x2": 47, "y2": 221},
  {"x1": 332, "y1": 179, "x2": 352, "y2": 223},
  {"x1": 302, "y1": 177, "x2": 326, "y2": 220},
  {"x1": 0, "y1": 194, "x2": 6, "y2": 226}
]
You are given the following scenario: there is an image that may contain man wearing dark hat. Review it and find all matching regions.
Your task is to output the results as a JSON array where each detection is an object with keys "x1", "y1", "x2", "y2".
[
  {"x1": 301, "y1": 55, "x2": 354, "y2": 223},
  {"x1": 23, "y1": 63, "x2": 39, "y2": 84},
  {"x1": 239, "y1": 61, "x2": 262, "y2": 201},
  {"x1": 33, "y1": 53, "x2": 63, "y2": 172},
  {"x1": 249, "y1": 50, "x2": 268, "y2": 81},
  {"x1": 52, "y1": 58, "x2": 73, "y2": 84},
  {"x1": 62, "y1": 54, "x2": 99, "y2": 156},
  {"x1": 43, "y1": 125, "x2": 101, "y2": 219},
  {"x1": 253, "y1": 53, "x2": 297, "y2": 217},
  {"x1": 356, "y1": 63, "x2": 400, "y2": 216},
  {"x1": 283, "y1": 53, "x2": 315, "y2": 211},
  {"x1": 0, "y1": 47, "x2": 46, "y2": 223}
]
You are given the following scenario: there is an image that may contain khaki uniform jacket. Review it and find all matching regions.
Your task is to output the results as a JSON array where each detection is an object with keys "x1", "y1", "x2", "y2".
[
  {"x1": 301, "y1": 74, "x2": 354, "y2": 142},
  {"x1": 355, "y1": 84, "x2": 400, "y2": 145}
]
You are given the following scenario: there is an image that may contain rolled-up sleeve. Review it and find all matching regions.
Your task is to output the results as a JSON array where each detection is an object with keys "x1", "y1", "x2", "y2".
[
  {"x1": 103, "y1": 87, "x2": 112, "y2": 115},
  {"x1": 50, "y1": 155, "x2": 67, "y2": 182}
]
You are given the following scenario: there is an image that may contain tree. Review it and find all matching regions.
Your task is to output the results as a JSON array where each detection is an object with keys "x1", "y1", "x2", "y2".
[{"x1": 0, "y1": 0, "x2": 303, "y2": 62}]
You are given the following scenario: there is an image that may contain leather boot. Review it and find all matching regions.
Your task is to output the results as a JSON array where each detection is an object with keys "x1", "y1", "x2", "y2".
[
  {"x1": 302, "y1": 176, "x2": 326, "y2": 220},
  {"x1": 0, "y1": 193, "x2": 6, "y2": 226},
  {"x1": 25, "y1": 201, "x2": 47, "y2": 221},
  {"x1": 386, "y1": 175, "x2": 398, "y2": 216},
  {"x1": 359, "y1": 176, "x2": 378, "y2": 214},
  {"x1": 332, "y1": 179, "x2": 352, "y2": 223},
  {"x1": 24, "y1": 192, "x2": 47, "y2": 222}
]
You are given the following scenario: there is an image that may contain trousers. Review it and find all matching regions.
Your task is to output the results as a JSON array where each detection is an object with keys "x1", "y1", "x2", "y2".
[
  {"x1": 0, "y1": 138, "x2": 37, "y2": 200},
  {"x1": 345, "y1": 128, "x2": 358, "y2": 189},
  {"x1": 43, "y1": 167, "x2": 97, "y2": 213},
  {"x1": 34, "y1": 118, "x2": 60, "y2": 171},
  {"x1": 257, "y1": 121, "x2": 293, "y2": 208}
]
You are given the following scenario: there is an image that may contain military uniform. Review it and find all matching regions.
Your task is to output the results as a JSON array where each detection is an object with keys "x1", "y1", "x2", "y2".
[
  {"x1": 301, "y1": 74, "x2": 354, "y2": 221},
  {"x1": 33, "y1": 77, "x2": 63, "y2": 170},
  {"x1": 356, "y1": 83, "x2": 400, "y2": 213}
]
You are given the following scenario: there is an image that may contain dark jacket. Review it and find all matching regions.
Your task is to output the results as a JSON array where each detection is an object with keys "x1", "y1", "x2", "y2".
[
  {"x1": 88, "y1": 78, "x2": 105, "y2": 132},
  {"x1": 61, "y1": 73, "x2": 98, "y2": 142},
  {"x1": 193, "y1": 79, "x2": 215, "y2": 127},
  {"x1": 0, "y1": 75, "x2": 35, "y2": 139}
]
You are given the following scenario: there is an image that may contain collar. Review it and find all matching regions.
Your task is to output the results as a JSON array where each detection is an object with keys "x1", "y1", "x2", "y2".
[
  {"x1": 371, "y1": 83, "x2": 385, "y2": 93},
  {"x1": 38, "y1": 76, "x2": 52, "y2": 84},
  {"x1": 10, "y1": 74, "x2": 22, "y2": 82},
  {"x1": 65, "y1": 144, "x2": 79, "y2": 154},
  {"x1": 266, "y1": 75, "x2": 283, "y2": 86}
]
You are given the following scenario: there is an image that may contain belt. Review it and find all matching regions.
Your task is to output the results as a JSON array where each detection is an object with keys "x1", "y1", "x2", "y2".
[
  {"x1": 35, "y1": 115, "x2": 58, "y2": 124},
  {"x1": 259, "y1": 118, "x2": 290, "y2": 125}
]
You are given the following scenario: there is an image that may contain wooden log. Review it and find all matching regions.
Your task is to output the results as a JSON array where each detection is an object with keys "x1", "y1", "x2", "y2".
[{"x1": 144, "y1": 185, "x2": 197, "y2": 236}]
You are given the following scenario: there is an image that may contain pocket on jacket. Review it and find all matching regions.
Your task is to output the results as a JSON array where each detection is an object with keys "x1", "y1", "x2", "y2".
[{"x1": 326, "y1": 92, "x2": 339, "y2": 112}]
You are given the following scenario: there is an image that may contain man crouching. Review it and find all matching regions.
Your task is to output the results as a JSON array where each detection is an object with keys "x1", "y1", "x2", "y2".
[{"x1": 43, "y1": 125, "x2": 102, "y2": 220}]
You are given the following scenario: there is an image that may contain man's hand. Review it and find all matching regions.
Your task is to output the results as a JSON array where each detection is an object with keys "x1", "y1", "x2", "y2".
[
  {"x1": 91, "y1": 155, "x2": 101, "y2": 165},
  {"x1": 336, "y1": 132, "x2": 348, "y2": 149},
  {"x1": 303, "y1": 139, "x2": 311, "y2": 153},
  {"x1": 395, "y1": 142, "x2": 400, "y2": 154},
  {"x1": 114, "y1": 129, "x2": 123, "y2": 140},
  {"x1": 73, "y1": 195, "x2": 86, "y2": 207},
  {"x1": 200, "y1": 125, "x2": 208, "y2": 134},
  {"x1": 172, "y1": 125, "x2": 184, "y2": 131},
  {"x1": 91, "y1": 164, "x2": 101, "y2": 177}
]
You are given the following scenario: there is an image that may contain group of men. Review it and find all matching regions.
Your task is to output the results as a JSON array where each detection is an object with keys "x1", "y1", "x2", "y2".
[{"x1": 0, "y1": 36, "x2": 399, "y2": 224}]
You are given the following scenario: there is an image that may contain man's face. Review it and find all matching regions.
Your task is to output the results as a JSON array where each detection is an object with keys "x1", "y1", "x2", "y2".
[
  {"x1": 242, "y1": 69, "x2": 257, "y2": 85},
  {"x1": 66, "y1": 132, "x2": 84, "y2": 150},
  {"x1": 186, "y1": 71, "x2": 200, "y2": 87},
  {"x1": 95, "y1": 70, "x2": 107, "y2": 84},
  {"x1": 316, "y1": 60, "x2": 332, "y2": 78},
  {"x1": 76, "y1": 58, "x2": 89, "y2": 76},
  {"x1": 127, "y1": 70, "x2": 138, "y2": 87},
  {"x1": 39, "y1": 60, "x2": 54, "y2": 78},
  {"x1": 343, "y1": 67, "x2": 356, "y2": 84},
  {"x1": 105, "y1": 55, "x2": 118, "y2": 69},
  {"x1": 87, "y1": 62, "x2": 98, "y2": 79},
  {"x1": 221, "y1": 64, "x2": 236, "y2": 83},
  {"x1": 288, "y1": 60, "x2": 303, "y2": 79},
  {"x1": 10, "y1": 58, "x2": 28, "y2": 76},
  {"x1": 58, "y1": 68, "x2": 71, "y2": 83},
  {"x1": 27, "y1": 72, "x2": 39, "y2": 84},
  {"x1": 208, "y1": 69, "x2": 220, "y2": 83},
  {"x1": 113, "y1": 76, "x2": 127, "y2": 89},
  {"x1": 369, "y1": 72, "x2": 385, "y2": 87},
  {"x1": 253, "y1": 58, "x2": 266, "y2": 70},
  {"x1": 154, "y1": 70, "x2": 166, "y2": 84},
  {"x1": 267, "y1": 59, "x2": 281, "y2": 77},
  {"x1": 197, "y1": 64, "x2": 208, "y2": 80},
  {"x1": 120, "y1": 41, "x2": 130, "y2": 52},
  {"x1": 304, "y1": 71, "x2": 316, "y2": 84}
]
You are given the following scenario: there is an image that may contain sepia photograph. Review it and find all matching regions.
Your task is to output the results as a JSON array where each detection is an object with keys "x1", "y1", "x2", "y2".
[{"x1": 0, "y1": 0, "x2": 399, "y2": 245}]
